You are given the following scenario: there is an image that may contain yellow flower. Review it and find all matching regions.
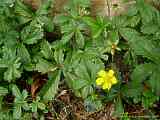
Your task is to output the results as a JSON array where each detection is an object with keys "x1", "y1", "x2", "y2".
[{"x1": 96, "y1": 69, "x2": 118, "y2": 90}]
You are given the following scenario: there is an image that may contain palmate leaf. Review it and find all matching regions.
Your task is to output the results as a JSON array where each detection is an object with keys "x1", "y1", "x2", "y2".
[
  {"x1": 21, "y1": 23, "x2": 44, "y2": 45},
  {"x1": 137, "y1": 0, "x2": 155, "y2": 24},
  {"x1": 122, "y1": 63, "x2": 155, "y2": 99},
  {"x1": 64, "y1": 59, "x2": 104, "y2": 98},
  {"x1": 0, "y1": 57, "x2": 21, "y2": 82},
  {"x1": 83, "y1": 16, "x2": 106, "y2": 39},
  {"x1": 0, "y1": 47, "x2": 21, "y2": 81},
  {"x1": 130, "y1": 63, "x2": 160, "y2": 96},
  {"x1": 35, "y1": 0, "x2": 54, "y2": 32},
  {"x1": 0, "y1": 16, "x2": 18, "y2": 48},
  {"x1": 4, "y1": 58, "x2": 21, "y2": 82},
  {"x1": 14, "y1": 0, "x2": 33, "y2": 24},
  {"x1": 131, "y1": 63, "x2": 153, "y2": 85},
  {"x1": 40, "y1": 70, "x2": 61, "y2": 101},
  {"x1": 2, "y1": 30, "x2": 19, "y2": 47},
  {"x1": 141, "y1": 23, "x2": 159, "y2": 34},
  {"x1": 12, "y1": 85, "x2": 29, "y2": 119},
  {"x1": 120, "y1": 28, "x2": 160, "y2": 64}
]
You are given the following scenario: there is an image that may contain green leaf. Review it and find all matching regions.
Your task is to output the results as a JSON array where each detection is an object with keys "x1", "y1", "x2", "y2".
[
  {"x1": 127, "y1": 5, "x2": 138, "y2": 16},
  {"x1": 54, "y1": 14, "x2": 71, "y2": 24},
  {"x1": 4, "y1": 58, "x2": 21, "y2": 82},
  {"x1": 54, "y1": 32, "x2": 74, "y2": 48},
  {"x1": 141, "y1": 23, "x2": 159, "y2": 34},
  {"x1": 120, "y1": 28, "x2": 159, "y2": 63},
  {"x1": 126, "y1": 15, "x2": 140, "y2": 27},
  {"x1": 38, "y1": 16, "x2": 54, "y2": 32},
  {"x1": 13, "y1": 104, "x2": 22, "y2": 119},
  {"x1": 14, "y1": 0, "x2": 33, "y2": 24},
  {"x1": 54, "y1": 49, "x2": 64, "y2": 64},
  {"x1": 81, "y1": 86, "x2": 94, "y2": 99},
  {"x1": 35, "y1": 0, "x2": 52, "y2": 16},
  {"x1": 74, "y1": 61, "x2": 91, "y2": 81},
  {"x1": 131, "y1": 63, "x2": 153, "y2": 84},
  {"x1": 83, "y1": 17, "x2": 105, "y2": 38},
  {"x1": 72, "y1": 79, "x2": 89, "y2": 90},
  {"x1": 21, "y1": 24, "x2": 43, "y2": 45},
  {"x1": 0, "y1": 87, "x2": 8, "y2": 96},
  {"x1": 75, "y1": 29, "x2": 85, "y2": 48},
  {"x1": 17, "y1": 43, "x2": 31, "y2": 64},
  {"x1": 114, "y1": 97, "x2": 124, "y2": 117},
  {"x1": 142, "y1": 90, "x2": 159, "y2": 108},
  {"x1": 12, "y1": 84, "x2": 21, "y2": 98},
  {"x1": 41, "y1": 40, "x2": 54, "y2": 60},
  {"x1": 64, "y1": 59, "x2": 104, "y2": 98},
  {"x1": 120, "y1": 28, "x2": 140, "y2": 41},
  {"x1": 108, "y1": 30, "x2": 119, "y2": 45},
  {"x1": 0, "y1": 59, "x2": 8, "y2": 68},
  {"x1": 31, "y1": 102, "x2": 37, "y2": 112},
  {"x1": 22, "y1": 90, "x2": 28, "y2": 99},
  {"x1": 40, "y1": 70, "x2": 61, "y2": 101},
  {"x1": 122, "y1": 84, "x2": 142, "y2": 99},
  {"x1": 38, "y1": 102, "x2": 46, "y2": 110},
  {"x1": 137, "y1": 0, "x2": 155, "y2": 24},
  {"x1": 44, "y1": 17, "x2": 54, "y2": 32},
  {"x1": 148, "y1": 66, "x2": 160, "y2": 95},
  {"x1": 35, "y1": 58, "x2": 57, "y2": 74},
  {"x1": 61, "y1": 23, "x2": 73, "y2": 34}
]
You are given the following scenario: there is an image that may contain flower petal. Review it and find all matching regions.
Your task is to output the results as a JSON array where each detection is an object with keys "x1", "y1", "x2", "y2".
[
  {"x1": 96, "y1": 77, "x2": 104, "y2": 85},
  {"x1": 107, "y1": 69, "x2": 114, "y2": 77},
  {"x1": 102, "y1": 82, "x2": 111, "y2": 90},
  {"x1": 97, "y1": 70, "x2": 107, "y2": 77},
  {"x1": 111, "y1": 76, "x2": 118, "y2": 84}
]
